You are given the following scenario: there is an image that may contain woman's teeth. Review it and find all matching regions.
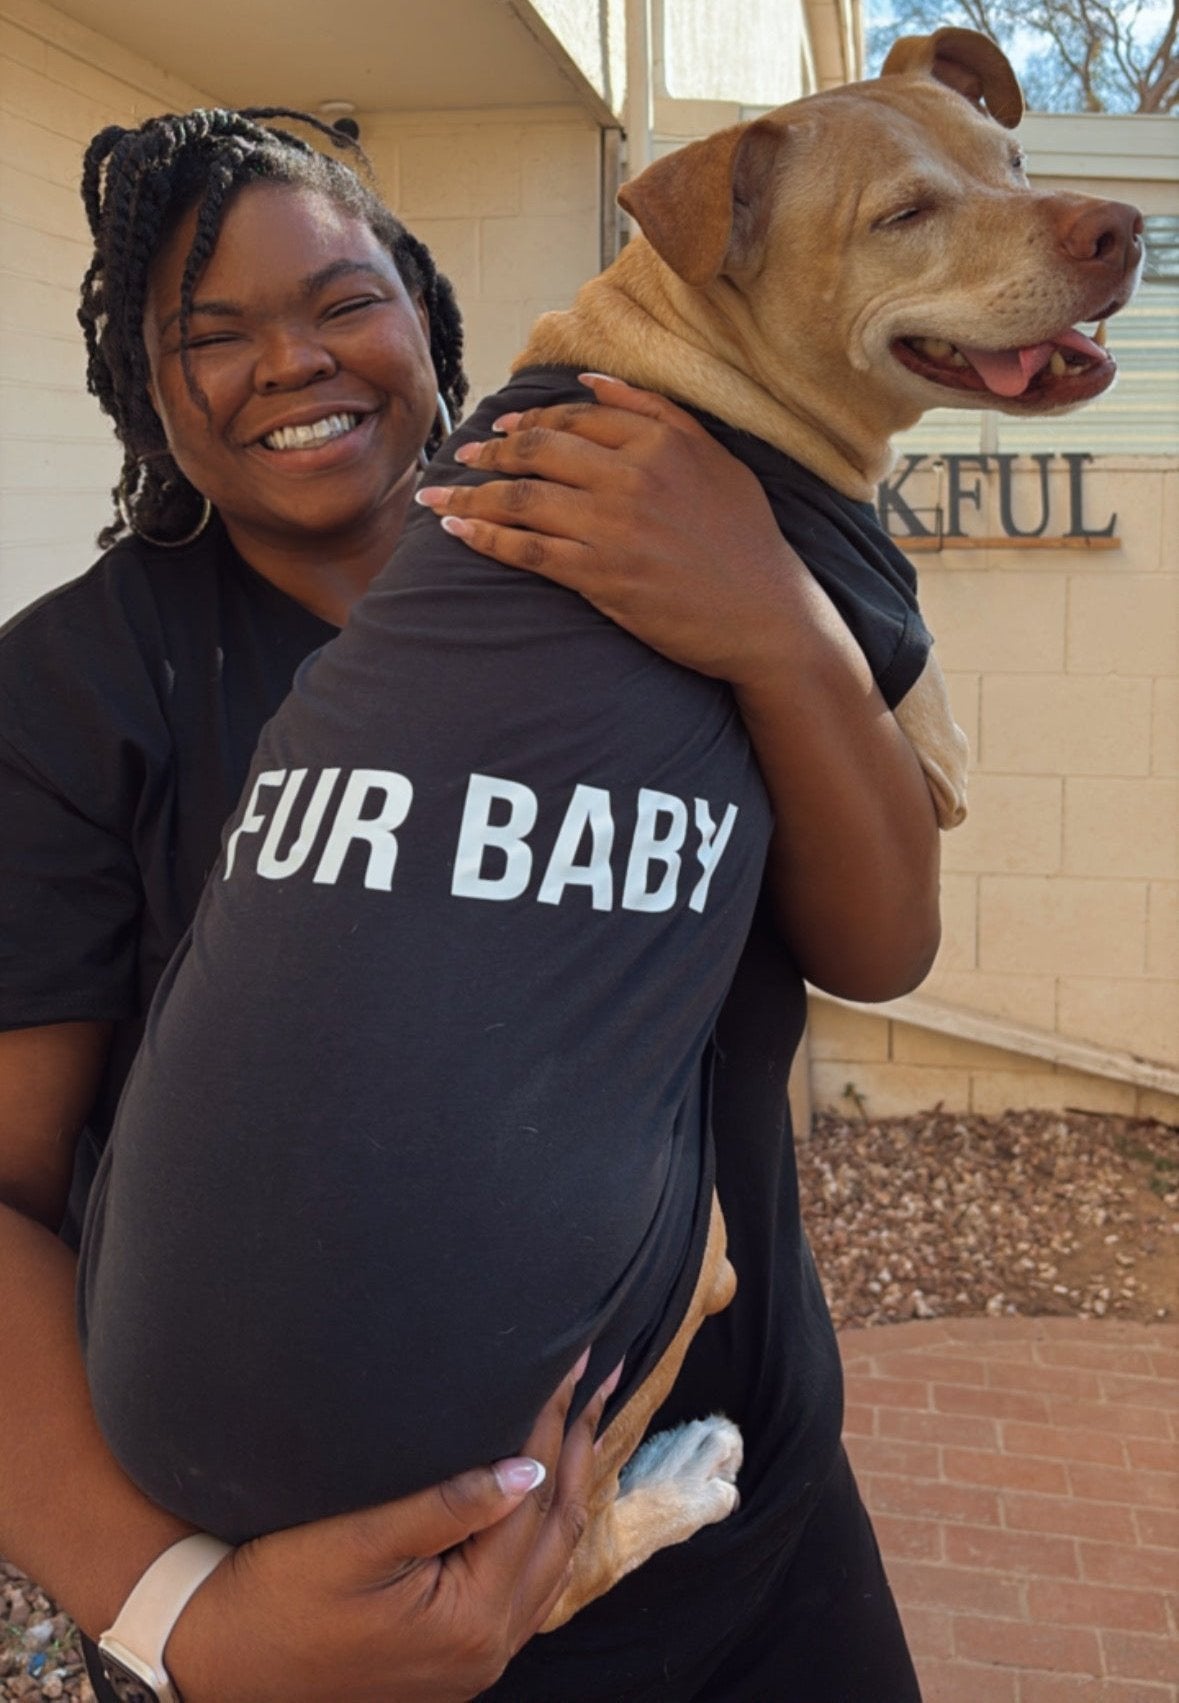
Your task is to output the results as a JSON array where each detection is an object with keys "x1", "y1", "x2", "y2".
[{"x1": 262, "y1": 412, "x2": 359, "y2": 451}]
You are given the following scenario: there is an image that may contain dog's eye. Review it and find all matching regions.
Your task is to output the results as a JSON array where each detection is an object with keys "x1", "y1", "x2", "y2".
[
  {"x1": 876, "y1": 205, "x2": 925, "y2": 229},
  {"x1": 1011, "y1": 150, "x2": 1028, "y2": 174}
]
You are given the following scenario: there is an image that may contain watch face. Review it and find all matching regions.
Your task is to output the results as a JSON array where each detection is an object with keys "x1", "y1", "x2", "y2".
[{"x1": 100, "y1": 1654, "x2": 161, "y2": 1703}]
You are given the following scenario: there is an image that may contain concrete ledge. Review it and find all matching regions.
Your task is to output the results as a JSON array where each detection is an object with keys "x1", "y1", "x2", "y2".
[{"x1": 811, "y1": 989, "x2": 1179, "y2": 1099}]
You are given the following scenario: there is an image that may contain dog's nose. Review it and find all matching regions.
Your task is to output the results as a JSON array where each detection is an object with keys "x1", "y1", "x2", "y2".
[{"x1": 1058, "y1": 200, "x2": 1144, "y2": 278}]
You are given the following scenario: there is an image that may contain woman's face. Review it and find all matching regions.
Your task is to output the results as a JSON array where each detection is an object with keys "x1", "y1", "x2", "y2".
[{"x1": 143, "y1": 182, "x2": 437, "y2": 544}]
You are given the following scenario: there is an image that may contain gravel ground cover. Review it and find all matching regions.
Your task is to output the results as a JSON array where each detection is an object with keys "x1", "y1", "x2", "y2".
[
  {"x1": 799, "y1": 1105, "x2": 1178, "y2": 1328},
  {"x1": 3, "y1": 1106, "x2": 1175, "y2": 1702}
]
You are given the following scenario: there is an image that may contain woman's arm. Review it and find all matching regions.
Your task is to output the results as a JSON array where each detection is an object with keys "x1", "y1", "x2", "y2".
[
  {"x1": 415, "y1": 377, "x2": 940, "y2": 1001},
  {"x1": 0, "y1": 1023, "x2": 597, "y2": 1702}
]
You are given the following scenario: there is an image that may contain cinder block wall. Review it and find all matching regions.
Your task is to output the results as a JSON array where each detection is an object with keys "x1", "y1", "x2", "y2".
[
  {"x1": 0, "y1": 0, "x2": 213, "y2": 621},
  {"x1": 356, "y1": 107, "x2": 602, "y2": 410},
  {"x1": 812, "y1": 455, "x2": 1179, "y2": 1125}
]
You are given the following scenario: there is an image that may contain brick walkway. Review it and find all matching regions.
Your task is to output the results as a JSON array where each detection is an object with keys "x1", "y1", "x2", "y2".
[{"x1": 839, "y1": 1316, "x2": 1179, "y2": 1703}]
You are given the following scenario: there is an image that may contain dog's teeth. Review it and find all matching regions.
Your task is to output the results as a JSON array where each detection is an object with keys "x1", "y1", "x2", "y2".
[
  {"x1": 1049, "y1": 351, "x2": 1068, "y2": 378},
  {"x1": 949, "y1": 351, "x2": 968, "y2": 368},
  {"x1": 922, "y1": 337, "x2": 953, "y2": 359},
  {"x1": 1094, "y1": 320, "x2": 1108, "y2": 347}
]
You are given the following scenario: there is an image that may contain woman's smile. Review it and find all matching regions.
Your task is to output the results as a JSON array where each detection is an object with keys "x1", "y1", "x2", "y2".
[
  {"x1": 255, "y1": 410, "x2": 364, "y2": 452},
  {"x1": 245, "y1": 406, "x2": 381, "y2": 471}
]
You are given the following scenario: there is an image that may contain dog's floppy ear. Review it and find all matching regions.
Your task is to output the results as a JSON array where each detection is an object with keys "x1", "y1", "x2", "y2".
[
  {"x1": 881, "y1": 27, "x2": 1023, "y2": 128},
  {"x1": 618, "y1": 119, "x2": 784, "y2": 287}
]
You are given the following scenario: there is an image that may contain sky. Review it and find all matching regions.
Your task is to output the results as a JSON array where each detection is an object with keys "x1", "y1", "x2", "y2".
[{"x1": 864, "y1": 0, "x2": 1177, "y2": 92}]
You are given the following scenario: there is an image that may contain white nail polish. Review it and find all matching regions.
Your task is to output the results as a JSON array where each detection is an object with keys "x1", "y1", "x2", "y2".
[{"x1": 495, "y1": 1457, "x2": 546, "y2": 1494}]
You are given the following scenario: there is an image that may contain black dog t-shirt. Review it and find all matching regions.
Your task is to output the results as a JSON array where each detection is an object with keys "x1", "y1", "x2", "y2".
[{"x1": 78, "y1": 369, "x2": 929, "y2": 1545}]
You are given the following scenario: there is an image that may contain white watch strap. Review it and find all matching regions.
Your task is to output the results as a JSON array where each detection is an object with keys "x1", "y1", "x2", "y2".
[{"x1": 100, "y1": 1533, "x2": 232, "y2": 1699}]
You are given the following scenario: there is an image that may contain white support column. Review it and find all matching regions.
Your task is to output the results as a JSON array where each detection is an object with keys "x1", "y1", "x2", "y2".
[{"x1": 625, "y1": 0, "x2": 654, "y2": 207}]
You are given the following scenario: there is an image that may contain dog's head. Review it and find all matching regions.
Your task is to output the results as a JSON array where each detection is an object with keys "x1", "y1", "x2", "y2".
[{"x1": 618, "y1": 28, "x2": 1143, "y2": 424}]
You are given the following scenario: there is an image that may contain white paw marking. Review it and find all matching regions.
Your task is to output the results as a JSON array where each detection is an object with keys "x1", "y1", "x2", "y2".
[{"x1": 619, "y1": 1414, "x2": 743, "y2": 1495}]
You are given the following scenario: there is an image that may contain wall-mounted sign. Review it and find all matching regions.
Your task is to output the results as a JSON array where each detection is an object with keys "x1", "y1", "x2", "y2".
[{"x1": 876, "y1": 452, "x2": 1119, "y2": 551}]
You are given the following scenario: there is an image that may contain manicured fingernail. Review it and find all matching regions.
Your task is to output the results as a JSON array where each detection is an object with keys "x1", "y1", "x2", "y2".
[
  {"x1": 578, "y1": 372, "x2": 623, "y2": 386},
  {"x1": 572, "y1": 1347, "x2": 591, "y2": 1382},
  {"x1": 454, "y1": 441, "x2": 482, "y2": 463},
  {"x1": 494, "y1": 1457, "x2": 547, "y2": 1494},
  {"x1": 440, "y1": 515, "x2": 474, "y2": 539},
  {"x1": 491, "y1": 412, "x2": 522, "y2": 432},
  {"x1": 414, "y1": 486, "x2": 449, "y2": 509},
  {"x1": 598, "y1": 1359, "x2": 625, "y2": 1400}
]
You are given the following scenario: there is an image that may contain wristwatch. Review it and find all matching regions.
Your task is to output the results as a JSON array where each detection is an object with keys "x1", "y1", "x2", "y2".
[{"x1": 97, "y1": 1533, "x2": 232, "y2": 1703}]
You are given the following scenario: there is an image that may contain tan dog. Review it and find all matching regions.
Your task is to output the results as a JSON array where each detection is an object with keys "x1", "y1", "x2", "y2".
[{"x1": 538, "y1": 26, "x2": 1142, "y2": 1630}]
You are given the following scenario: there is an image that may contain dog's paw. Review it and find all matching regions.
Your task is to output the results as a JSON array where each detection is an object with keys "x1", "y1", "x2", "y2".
[{"x1": 620, "y1": 1414, "x2": 743, "y2": 1496}]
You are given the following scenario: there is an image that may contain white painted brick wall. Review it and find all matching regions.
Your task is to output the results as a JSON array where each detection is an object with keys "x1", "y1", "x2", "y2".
[
  {"x1": 815, "y1": 455, "x2": 1179, "y2": 1123},
  {"x1": 0, "y1": 0, "x2": 214, "y2": 622},
  {"x1": 358, "y1": 107, "x2": 601, "y2": 408}
]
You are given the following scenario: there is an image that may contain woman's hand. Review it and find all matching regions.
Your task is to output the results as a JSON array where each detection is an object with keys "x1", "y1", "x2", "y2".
[
  {"x1": 415, "y1": 374, "x2": 800, "y2": 689},
  {"x1": 166, "y1": 1358, "x2": 609, "y2": 1703}
]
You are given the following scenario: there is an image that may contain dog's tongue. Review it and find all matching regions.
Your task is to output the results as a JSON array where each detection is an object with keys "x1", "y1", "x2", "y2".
[
  {"x1": 957, "y1": 328, "x2": 1105, "y2": 398},
  {"x1": 958, "y1": 342, "x2": 1055, "y2": 397}
]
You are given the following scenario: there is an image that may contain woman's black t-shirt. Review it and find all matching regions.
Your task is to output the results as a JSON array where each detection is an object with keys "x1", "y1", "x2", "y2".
[{"x1": 0, "y1": 521, "x2": 335, "y2": 1223}]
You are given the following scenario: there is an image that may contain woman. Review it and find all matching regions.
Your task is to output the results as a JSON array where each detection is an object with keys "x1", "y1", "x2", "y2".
[
  {"x1": 0, "y1": 109, "x2": 937, "y2": 1701},
  {"x1": 1, "y1": 108, "x2": 617, "y2": 1703}
]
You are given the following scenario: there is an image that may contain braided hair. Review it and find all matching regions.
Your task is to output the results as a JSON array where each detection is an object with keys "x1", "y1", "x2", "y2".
[{"x1": 78, "y1": 108, "x2": 467, "y2": 548}]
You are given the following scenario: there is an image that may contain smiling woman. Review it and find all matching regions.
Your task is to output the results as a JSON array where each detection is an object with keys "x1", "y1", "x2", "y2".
[
  {"x1": 78, "y1": 109, "x2": 466, "y2": 620},
  {"x1": 0, "y1": 109, "x2": 640, "y2": 1703},
  {"x1": 141, "y1": 184, "x2": 439, "y2": 619}
]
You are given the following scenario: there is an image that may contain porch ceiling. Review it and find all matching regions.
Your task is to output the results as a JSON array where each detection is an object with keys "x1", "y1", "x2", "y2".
[{"x1": 48, "y1": 0, "x2": 589, "y2": 113}]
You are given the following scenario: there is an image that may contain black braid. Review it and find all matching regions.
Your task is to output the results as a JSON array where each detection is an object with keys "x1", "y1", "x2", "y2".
[{"x1": 78, "y1": 107, "x2": 467, "y2": 549}]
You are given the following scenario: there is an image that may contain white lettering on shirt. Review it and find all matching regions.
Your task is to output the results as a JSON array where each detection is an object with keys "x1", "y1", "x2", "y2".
[
  {"x1": 312, "y1": 769, "x2": 414, "y2": 891},
  {"x1": 621, "y1": 788, "x2": 687, "y2": 913},
  {"x1": 451, "y1": 774, "x2": 538, "y2": 901},
  {"x1": 222, "y1": 766, "x2": 741, "y2": 913},
  {"x1": 538, "y1": 784, "x2": 616, "y2": 911},
  {"x1": 689, "y1": 799, "x2": 739, "y2": 913},
  {"x1": 223, "y1": 770, "x2": 286, "y2": 879},
  {"x1": 257, "y1": 768, "x2": 341, "y2": 880}
]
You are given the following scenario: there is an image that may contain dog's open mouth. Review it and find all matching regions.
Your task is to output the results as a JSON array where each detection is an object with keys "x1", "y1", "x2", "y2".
[{"x1": 892, "y1": 322, "x2": 1115, "y2": 405}]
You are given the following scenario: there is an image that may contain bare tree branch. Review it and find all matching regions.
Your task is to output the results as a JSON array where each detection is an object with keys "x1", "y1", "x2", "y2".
[
  {"x1": 1139, "y1": 3, "x2": 1179, "y2": 110},
  {"x1": 868, "y1": 0, "x2": 1179, "y2": 111}
]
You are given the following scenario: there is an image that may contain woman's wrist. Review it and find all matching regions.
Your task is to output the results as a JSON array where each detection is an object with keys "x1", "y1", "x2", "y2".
[{"x1": 163, "y1": 1551, "x2": 239, "y2": 1703}]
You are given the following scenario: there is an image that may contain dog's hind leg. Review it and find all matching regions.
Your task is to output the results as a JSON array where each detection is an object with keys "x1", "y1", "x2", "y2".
[
  {"x1": 541, "y1": 1415, "x2": 743, "y2": 1630},
  {"x1": 540, "y1": 1194, "x2": 741, "y2": 1630}
]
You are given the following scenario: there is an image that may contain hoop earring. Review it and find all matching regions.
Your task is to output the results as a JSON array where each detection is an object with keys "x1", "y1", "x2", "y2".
[
  {"x1": 418, "y1": 392, "x2": 454, "y2": 471},
  {"x1": 117, "y1": 467, "x2": 212, "y2": 549}
]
